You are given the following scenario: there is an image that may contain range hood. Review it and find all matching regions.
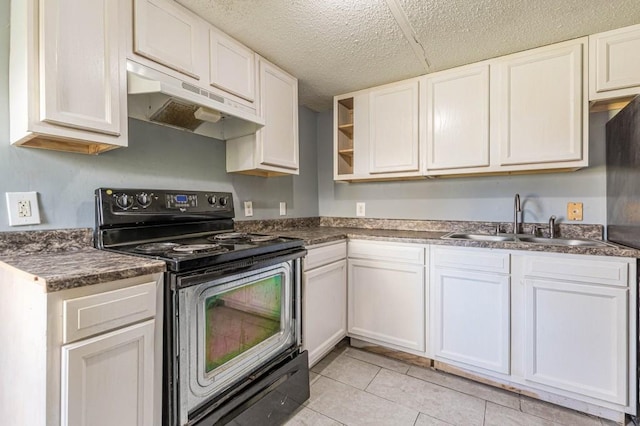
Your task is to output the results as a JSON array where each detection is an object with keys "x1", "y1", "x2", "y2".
[{"x1": 126, "y1": 60, "x2": 265, "y2": 140}]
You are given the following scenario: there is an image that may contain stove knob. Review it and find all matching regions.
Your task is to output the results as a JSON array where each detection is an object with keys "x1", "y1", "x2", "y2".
[
  {"x1": 218, "y1": 196, "x2": 228, "y2": 207},
  {"x1": 137, "y1": 193, "x2": 152, "y2": 208},
  {"x1": 115, "y1": 194, "x2": 134, "y2": 210},
  {"x1": 208, "y1": 195, "x2": 217, "y2": 205}
]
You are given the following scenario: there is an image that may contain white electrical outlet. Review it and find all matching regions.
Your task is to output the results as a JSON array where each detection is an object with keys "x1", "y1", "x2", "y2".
[
  {"x1": 356, "y1": 202, "x2": 366, "y2": 217},
  {"x1": 279, "y1": 202, "x2": 286, "y2": 216},
  {"x1": 244, "y1": 201, "x2": 253, "y2": 217},
  {"x1": 6, "y1": 192, "x2": 41, "y2": 226}
]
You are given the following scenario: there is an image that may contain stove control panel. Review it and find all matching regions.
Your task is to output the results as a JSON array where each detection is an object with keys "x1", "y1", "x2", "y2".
[{"x1": 96, "y1": 188, "x2": 235, "y2": 224}]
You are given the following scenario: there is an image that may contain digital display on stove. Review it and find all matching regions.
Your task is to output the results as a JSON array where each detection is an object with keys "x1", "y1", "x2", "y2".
[{"x1": 166, "y1": 193, "x2": 198, "y2": 209}]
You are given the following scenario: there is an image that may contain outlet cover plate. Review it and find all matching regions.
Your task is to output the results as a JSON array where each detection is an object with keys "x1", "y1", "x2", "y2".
[
  {"x1": 6, "y1": 192, "x2": 41, "y2": 226},
  {"x1": 279, "y1": 202, "x2": 286, "y2": 216},
  {"x1": 567, "y1": 202, "x2": 583, "y2": 221},
  {"x1": 244, "y1": 201, "x2": 253, "y2": 217},
  {"x1": 356, "y1": 202, "x2": 366, "y2": 217}
]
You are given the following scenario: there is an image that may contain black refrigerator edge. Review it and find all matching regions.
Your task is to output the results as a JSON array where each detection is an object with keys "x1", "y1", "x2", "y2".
[{"x1": 606, "y1": 95, "x2": 640, "y2": 249}]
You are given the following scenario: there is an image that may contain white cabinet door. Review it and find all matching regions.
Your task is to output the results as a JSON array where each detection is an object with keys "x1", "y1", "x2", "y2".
[
  {"x1": 493, "y1": 39, "x2": 586, "y2": 166},
  {"x1": 209, "y1": 28, "x2": 255, "y2": 102},
  {"x1": 303, "y1": 260, "x2": 347, "y2": 367},
  {"x1": 432, "y1": 268, "x2": 510, "y2": 374},
  {"x1": 426, "y1": 64, "x2": 490, "y2": 172},
  {"x1": 40, "y1": 0, "x2": 121, "y2": 135},
  {"x1": 133, "y1": 0, "x2": 203, "y2": 80},
  {"x1": 369, "y1": 80, "x2": 421, "y2": 174},
  {"x1": 590, "y1": 24, "x2": 640, "y2": 100},
  {"x1": 348, "y1": 258, "x2": 425, "y2": 352},
  {"x1": 258, "y1": 58, "x2": 299, "y2": 170},
  {"x1": 524, "y1": 279, "x2": 627, "y2": 404},
  {"x1": 61, "y1": 320, "x2": 156, "y2": 426}
]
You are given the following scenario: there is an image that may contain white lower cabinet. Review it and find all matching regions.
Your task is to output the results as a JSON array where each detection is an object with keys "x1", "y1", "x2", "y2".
[
  {"x1": 521, "y1": 257, "x2": 630, "y2": 405},
  {"x1": 431, "y1": 247, "x2": 510, "y2": 375},
  {"x1": 0, "y1": 273, "x2": 163, "y2": 426},
  {"x1": 429, "y1": 247, "x2": 636, "y2": 419},
  {"x1": 347, "y1": 240, "x2": 426, "y2": 353},
  {"x1": 61, "y1": 320, "x2": 156, "y2": 426},
  {"x1": 303, "y1": 242, "x2": 347, "y2": 367}
]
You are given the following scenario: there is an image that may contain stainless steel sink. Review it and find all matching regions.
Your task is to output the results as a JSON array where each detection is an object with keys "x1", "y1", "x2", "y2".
[
  {"x1": 441, "y1": 232, "x2": 614, "y2": 248},
  {"x1": 442, "y1": 232, "x2": 516, "y2": 242},
  {"x1": 514, "y1": 236, "x2": 615, "y2": 247}
]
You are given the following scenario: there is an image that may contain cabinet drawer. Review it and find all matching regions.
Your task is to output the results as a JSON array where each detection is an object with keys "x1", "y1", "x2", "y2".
[
  {"x1": 348, "y1": 240, "x2": 425, "y2": 264},
  {"x1": 63, "y1": 281, "x2": 157, "y2": 344},
  {"x1": 304, "y1": 241, "x2": 347, "y2": 271},
  {"x1": 433, "y1": 246, "x2": 510, "y2": 273},
  {"x1": 523, "y1": 256, "x2": 628, "y2": 287}
]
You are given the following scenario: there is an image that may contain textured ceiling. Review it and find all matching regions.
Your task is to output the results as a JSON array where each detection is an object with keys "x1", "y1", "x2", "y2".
[{"x1": 177, "y1": 0, "x2": 640, "y2": 111}]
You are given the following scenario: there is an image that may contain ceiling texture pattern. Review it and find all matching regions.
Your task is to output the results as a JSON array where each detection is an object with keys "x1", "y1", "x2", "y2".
[{"x1": 177, "y1": 0, "x2": 640, "y2": 111}]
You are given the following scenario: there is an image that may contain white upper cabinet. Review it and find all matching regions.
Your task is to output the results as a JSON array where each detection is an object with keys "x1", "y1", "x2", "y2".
[
  {"x1": 209, "y1": 28, "x2": 256, "y2": 102},
  {"x1": 492, "y1": 38, "x2": 587, "y2": 168},
  {"x1": 259, "y1": 59, "x2": 299, "y2": 170},
  {"x1": 226, "y1": 57, "x2": 299, "y2": 176},
  {"x1": 425, "y1": 63, "x2": 490, "y2": 173},
  {"x1": 333, "y1": 78, "x2": 425, "y2": 181},
  {"x1": 133, "y1": 0, "x2": 204, "y2": 80},
  {"x1": 369, "y1": 79, "x2": 422, "y2": 175},
  {"x1": 589, "y1": 24, "x2": 640, "y2": 102},
  {"x1": 9, "y1": 0, "x2": 128, "y2": 154}
]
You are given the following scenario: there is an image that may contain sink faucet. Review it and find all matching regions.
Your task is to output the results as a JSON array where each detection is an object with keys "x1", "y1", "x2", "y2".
[
  {"x1": 548, "y1": 215, "x2": 557, "y2": 238},
  {"x1": 513, "y1": 194, "x2": 521, "y2": 234}
]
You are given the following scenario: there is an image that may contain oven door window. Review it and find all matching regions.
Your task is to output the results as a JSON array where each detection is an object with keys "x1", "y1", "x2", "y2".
[
  {"x1": 180, "y1": 262, "x2": 297, "y2": 405},
  {"x1": 204, "y1": 274, "x2": 283, "y2": 372}
]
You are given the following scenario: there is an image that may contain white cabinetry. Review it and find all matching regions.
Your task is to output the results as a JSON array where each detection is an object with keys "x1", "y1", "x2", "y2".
[
  {"x1": 209, "y1": 27, "x2": 255, "y2": 102},
  {"x1": 303, "y1": 242, "x2": 348, "y2": 367},
  {"x1": 589, "y1": 24, "x2": 640, "y2": 102},
  {"x1": 334, "y1": 78, "x2": 425, "y2": 181},
  {"x1": 492, "y1": 38, "x2": 588, "y2": 169},
  {"x1": 0, "y1": 273, "x2": 163, "y2": 426},
  {"x1": 425, "y1": 63, "x2": 490, "y2": 173},
  {"x1": 61, "y1": 321, "x2": 155, "y2": 426},
  {"x1": 519, "y1": 255, "x2": 630, "y2": 405},
  {"x1": 347, "y1": 240, "x2": 427, "y2": 353},
  {"x1": 133, "y1": 0, "x2": 205, "y2": 80},
  {"x1": 9, "y1": 0, "x2": 128, "y2": 154},
  {"x1": 226, "y1": 57, "x2": 299, "y2": 176},
  {"x1": 431, "y1": 247, "x2": 510, "y2": 375},
  {"x1": 369, "y1": 80, "x2": 422, "y2": 175}
]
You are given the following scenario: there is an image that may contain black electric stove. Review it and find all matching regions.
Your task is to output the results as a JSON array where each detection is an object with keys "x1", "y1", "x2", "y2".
[
  {"x1": 94, "y1": 188, "x2": 309, "y2": 426},
  {"x1": 93, "y1": 188, "x2": 304, "y2": 272}
]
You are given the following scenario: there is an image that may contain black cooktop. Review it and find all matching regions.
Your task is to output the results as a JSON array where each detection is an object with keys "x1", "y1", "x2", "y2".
[
  {"x1": 94, "y1": 188, "x2": 304, "y2": 272},
  {"x1": 106, "y1": 232, "x2": 304, "y2": 272}
]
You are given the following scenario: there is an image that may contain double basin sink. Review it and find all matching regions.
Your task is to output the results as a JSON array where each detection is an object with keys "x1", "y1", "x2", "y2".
[{"x1": 441, "y1": 232, "x2": 615, "y2": 248}]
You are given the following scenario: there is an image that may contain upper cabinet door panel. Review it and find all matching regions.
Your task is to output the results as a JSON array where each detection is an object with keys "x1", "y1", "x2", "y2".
[
  {"x1": 369, "y1": 80, "x2": 420, "y2": 174},
  {"x1": 209, "y1": 29, "x2": 255, "y2": 102},
  {"x1": 41, "y1": 0, "x2": 121, "y2": 135},
  {"x1": 426, "y1": 64, "x2": 490, "y2": 170},
  {"x1": 133, "y1": 0, "x2": 202, "y2": 80},
  {"x1": 258, "y1": 60, "x2": 299, "y2": 170},
  {"x1": 590, "y1": 24, "x2": 640, "y2": 97},
  {"x1": 496, "y1": 40, "x2": 585, "y2": 166}
]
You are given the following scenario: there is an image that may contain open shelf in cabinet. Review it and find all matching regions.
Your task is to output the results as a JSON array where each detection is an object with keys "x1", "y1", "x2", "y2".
[{"x1": 336, "y1": 97, "x2": 354, "y2": 175}]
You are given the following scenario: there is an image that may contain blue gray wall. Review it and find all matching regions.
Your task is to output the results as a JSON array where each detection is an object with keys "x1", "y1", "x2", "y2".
[
  {"x1": 0, "y1": 0, "x2": 614, "y2": 231},
  {"x1": 0, "y1": 0, "x2": 319, "y2": 232},
  {"x1": 317, "y1": 109, "x2": 613, "y2": 225}
]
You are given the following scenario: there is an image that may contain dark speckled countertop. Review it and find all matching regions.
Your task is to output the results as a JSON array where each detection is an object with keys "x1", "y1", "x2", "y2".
[
  {"x1": 0, "y1": 229, "x2": 165, "y2": 292},
  {"x1": 2, "y1": 218, "x2": 639, "y2": 293},
  {"x1": 236, "y1": 217, "x2": 640, "y2": 258}
]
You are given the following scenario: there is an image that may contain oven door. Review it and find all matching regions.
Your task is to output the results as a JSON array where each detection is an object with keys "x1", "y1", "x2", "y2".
[{"x1": 177, "y1": 260, "x2": 298, "y2": 424}]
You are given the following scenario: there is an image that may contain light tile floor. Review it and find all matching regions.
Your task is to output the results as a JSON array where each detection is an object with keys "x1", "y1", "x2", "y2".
[{"x1": 286, "y1": 345, "x2": 622, "y2": 426}]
